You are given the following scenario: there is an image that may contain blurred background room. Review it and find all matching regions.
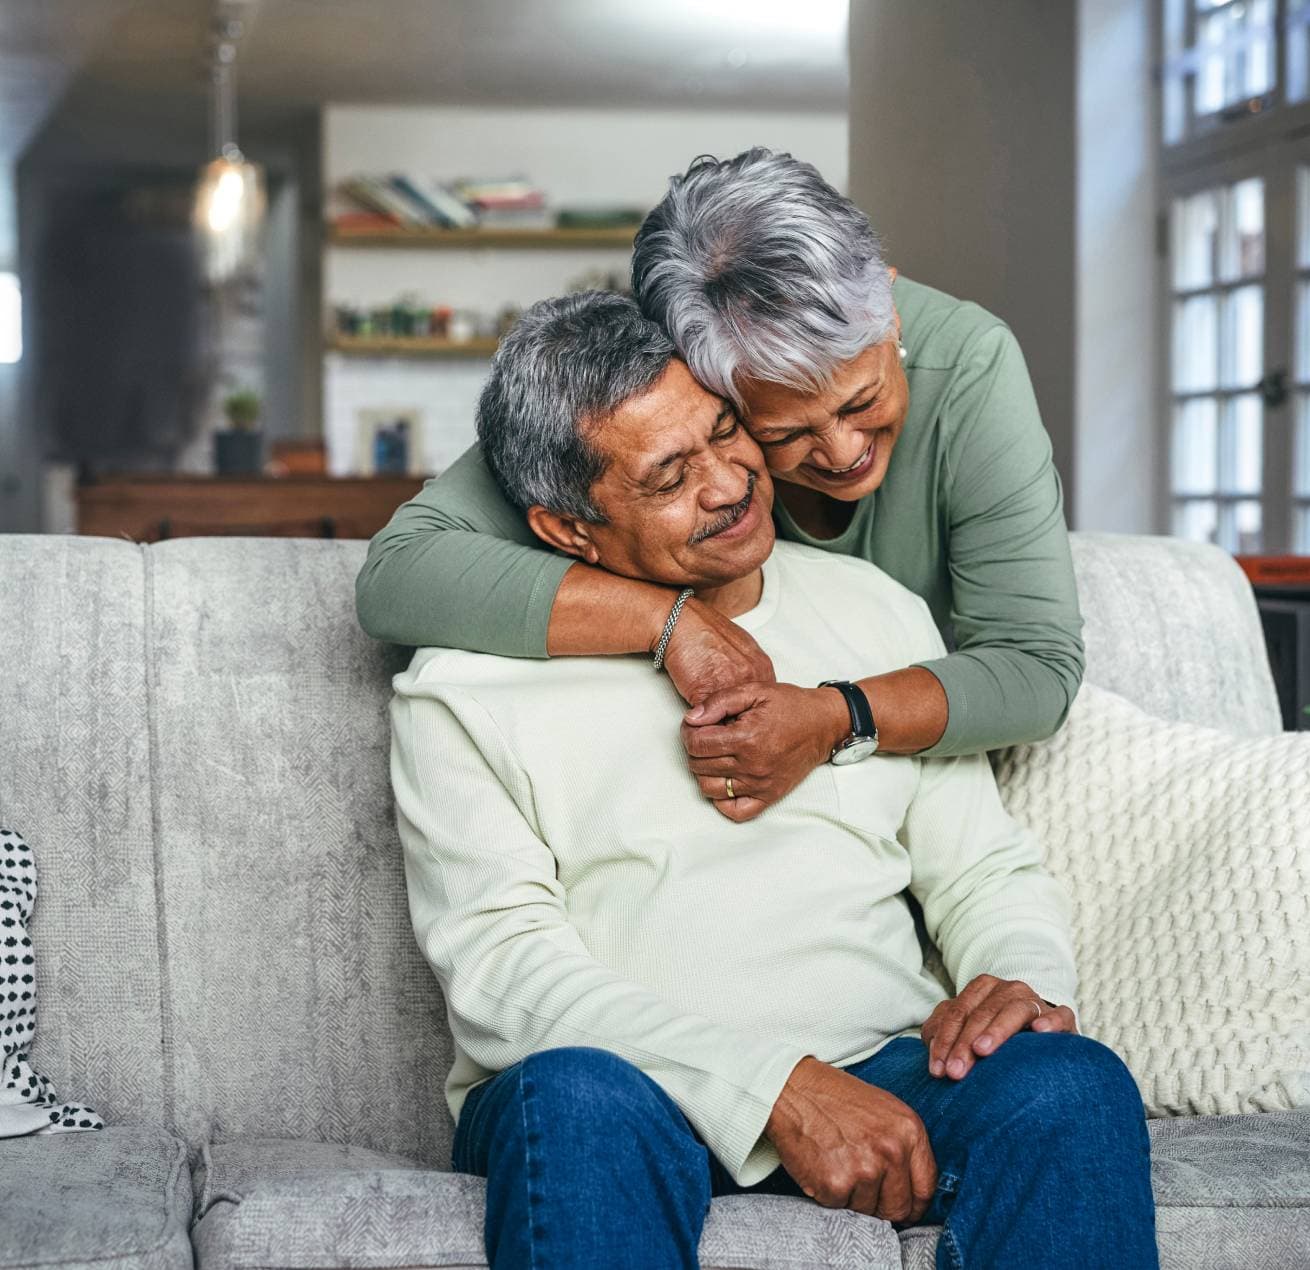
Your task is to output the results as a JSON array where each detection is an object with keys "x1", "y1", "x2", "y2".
[{"x1": 0, "y1": 0, "x2": 1306, "y2": 723}]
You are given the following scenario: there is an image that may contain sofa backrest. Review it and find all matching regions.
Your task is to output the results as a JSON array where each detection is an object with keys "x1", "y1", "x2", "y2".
[
  {"x1": 0, "y1": 537, "x2": 168, "y2": 1128},
  {"x1": 1071, "y1": 532, "x2": 1280, "y2": 737},
  {"x1": 144, "y1": 538, "x2": 451, "y2": 1164},
  {"x1": 0, "y1": 530, "x2": 1281, "y2": 1166}
]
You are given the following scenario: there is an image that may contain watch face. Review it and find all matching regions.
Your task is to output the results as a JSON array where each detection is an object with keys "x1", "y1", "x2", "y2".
[{"x1": 831, "y1": 736, "x2": 879, "y2": 765}]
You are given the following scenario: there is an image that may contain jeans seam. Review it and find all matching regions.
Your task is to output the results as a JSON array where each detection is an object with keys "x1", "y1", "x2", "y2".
[
  {"x1": 942, "y1": 1217, "x2": 966, "y2": 1270},
  {"x1": 520, "y1": 1067, "x2": 540, "y2": 1270}
]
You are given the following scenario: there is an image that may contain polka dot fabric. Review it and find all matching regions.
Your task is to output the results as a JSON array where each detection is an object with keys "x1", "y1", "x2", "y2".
[{"x1": 0, "y1": 827, "x2": 103, "y2": 1137}]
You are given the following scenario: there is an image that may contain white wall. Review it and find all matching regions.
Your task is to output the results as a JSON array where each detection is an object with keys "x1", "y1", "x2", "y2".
[
  {"x1": 1075, "y1": 0, "x2": 1159, "y2": 534},
  {"x1": 848, "y1": 0, "x2": 1161, "y2": 535},
  {"x1": 322, "y1": 103, "x2": 848, "y2": 474},
  {"x1": 847, "y1": 1, "x2": 1078, "y2": 508}
]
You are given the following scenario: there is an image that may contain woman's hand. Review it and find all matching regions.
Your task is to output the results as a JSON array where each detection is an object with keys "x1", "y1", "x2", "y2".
[
  {"x1": 660, "y1": 598, "x2": 777, "y2": 706},
  {"x1": 679, "y1": 682, "x2": 850, "y2": 822},
  {"x1": 920, "y1": 975, "x2": 1079, "y2": 1081}
]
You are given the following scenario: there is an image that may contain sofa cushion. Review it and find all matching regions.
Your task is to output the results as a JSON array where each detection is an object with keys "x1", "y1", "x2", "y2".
[
  {"x1": 899, "y1": 1110, "x2": 1310, "y2": 1269},
  {"x1": 1149, "y1": 1107, "x2": 1310, "y2": 1206},
  {"x1": 0, "y1": 1123, "x2": 192, "y2": 1270},
  {"x1": 191, "y1": 1137, "x2": 901, "y2": 1270},
  {"x1": 996, "y1": 683, "x2": 1310, "y2": 1117},
  {"x1": 0, "y1": 537, "x2": 167, "y2": 1126},
  {"x1": 145, "y1": 539, "x2": 451, "y2": 1164},
  {"x1": 1070, "y1": 532, "x2": 1281, "y2": 736},
  {"x1": 192, "y1": 1136, "x2": 426, "y2": 1219},
  {"x1": 1140, "y1": 1110, "x2": 1310, "y2": 1270}
]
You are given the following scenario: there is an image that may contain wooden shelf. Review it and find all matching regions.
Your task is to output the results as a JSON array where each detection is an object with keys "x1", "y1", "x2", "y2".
[
  {"x1": 326, "y1": 224, "x2": 637, "y2": 249},
  {"x1": 1237, "y1": 555, "x2": 1310, "y2": 586},
  {"x1": 77, "y1": 474, "x2": 428, "y2": 542},
  {"x1": 328, "y1": 334, "x2": 500, "y2": 358}
]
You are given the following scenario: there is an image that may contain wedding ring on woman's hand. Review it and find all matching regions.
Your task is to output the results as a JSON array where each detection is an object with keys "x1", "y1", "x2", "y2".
[
  {"x1": 1028, "y1": 999, "x2": 1043, "y2": 1018},
  {"x1": 725, "y1": 777, "x2": 735, "y2": 800}
]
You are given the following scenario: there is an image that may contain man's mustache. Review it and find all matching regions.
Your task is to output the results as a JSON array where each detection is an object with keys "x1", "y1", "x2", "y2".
[{"x1": 688, "y1": 471, "x2": 758, "y2": 545}]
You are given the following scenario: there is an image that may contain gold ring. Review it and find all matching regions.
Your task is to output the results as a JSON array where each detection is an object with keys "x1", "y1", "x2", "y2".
[{"x1": 725, "y1": 777, "x2": 735, "y2": 799}]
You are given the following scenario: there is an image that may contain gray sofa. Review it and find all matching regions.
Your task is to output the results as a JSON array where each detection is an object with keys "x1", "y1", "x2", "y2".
[{"x1": 0, "y1": 530, "x2": 1306, "y2": 1270}]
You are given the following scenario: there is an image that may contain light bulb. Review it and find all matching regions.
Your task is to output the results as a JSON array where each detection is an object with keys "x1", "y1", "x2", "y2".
[{"x1": 206, "y1": 164, "x2": 246, "y2": 233}]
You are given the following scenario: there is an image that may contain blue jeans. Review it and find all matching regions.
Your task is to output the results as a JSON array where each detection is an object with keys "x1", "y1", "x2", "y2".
[{"x1": 451, "y1": 1032, "x2": 1158, "y2": 1269}]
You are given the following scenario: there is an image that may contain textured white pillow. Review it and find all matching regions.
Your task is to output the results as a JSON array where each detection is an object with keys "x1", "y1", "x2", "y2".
[{"x1": 994, "y1": 683, "x2": 1310, "y2": 1117}]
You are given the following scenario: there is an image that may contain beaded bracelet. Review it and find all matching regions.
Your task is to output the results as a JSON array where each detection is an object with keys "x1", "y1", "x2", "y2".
[{"x1": 652, "y1": 587, "x2": 696, "y2": 672}]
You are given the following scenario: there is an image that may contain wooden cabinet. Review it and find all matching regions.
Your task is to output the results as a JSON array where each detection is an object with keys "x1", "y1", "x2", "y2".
[{"x1": 76, "y1": 474, "x2": 427, "y2": 542}]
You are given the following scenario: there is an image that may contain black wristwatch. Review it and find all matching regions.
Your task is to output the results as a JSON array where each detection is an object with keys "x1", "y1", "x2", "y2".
[{"x1": 819, "y1": 680, "x2": 879, "y2": 765}]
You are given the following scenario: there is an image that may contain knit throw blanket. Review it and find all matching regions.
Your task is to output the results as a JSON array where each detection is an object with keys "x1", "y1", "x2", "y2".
[
  {"x1": 0, "y1": 828, "x2": 103, "y2": 1137},
  {"x1": 995, "y1": 684, "x2": 1310, "y2": 1117}
]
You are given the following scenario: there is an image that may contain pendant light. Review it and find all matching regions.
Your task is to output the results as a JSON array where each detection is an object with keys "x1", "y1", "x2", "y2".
[{"x1": 193, "y1": 3, "x2": 265, "y2": 284}]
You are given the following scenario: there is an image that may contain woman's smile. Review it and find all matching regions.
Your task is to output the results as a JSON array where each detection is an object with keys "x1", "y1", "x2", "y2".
[{"x1": 804, "y1": 435, "x2": 878, "y2": 483}]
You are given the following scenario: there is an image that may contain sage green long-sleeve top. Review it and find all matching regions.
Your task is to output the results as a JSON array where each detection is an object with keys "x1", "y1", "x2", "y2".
[{"x1": 357, "y1": 275, "x2": 1086, "y2": 757}]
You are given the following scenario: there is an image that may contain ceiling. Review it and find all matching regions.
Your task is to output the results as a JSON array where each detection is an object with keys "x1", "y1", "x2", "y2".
[{"x1": 0, "y1": 0, "x2": 849, "y2": 266}]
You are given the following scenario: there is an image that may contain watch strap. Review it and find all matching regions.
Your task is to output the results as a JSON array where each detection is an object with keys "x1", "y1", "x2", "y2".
[{"x1": 820, "y1": 680, "x2": 876, "y2": 740}]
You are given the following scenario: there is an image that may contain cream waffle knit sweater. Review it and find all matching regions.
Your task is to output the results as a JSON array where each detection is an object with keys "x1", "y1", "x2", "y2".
[{"x1": 391, "y1": 542, "x2": 1078, "y2": 1186}]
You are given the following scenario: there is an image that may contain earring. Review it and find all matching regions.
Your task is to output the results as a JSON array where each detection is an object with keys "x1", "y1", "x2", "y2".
[{"x1": 898, "y1": 341, "x2": 907, "y2": 361}]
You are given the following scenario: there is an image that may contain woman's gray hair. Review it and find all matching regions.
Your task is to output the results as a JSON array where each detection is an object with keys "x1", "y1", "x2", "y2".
[
  {"x1": 476, "y1": 290, "x2": 675, "y2": 523},
  {"x1": 632, "y1": 148, "x2": 895, "y2": 407}
]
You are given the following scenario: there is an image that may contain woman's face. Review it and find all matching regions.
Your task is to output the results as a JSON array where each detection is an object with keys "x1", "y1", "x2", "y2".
[{"x1": 736, "y1": 335, "x2": 909, "y2": 502}]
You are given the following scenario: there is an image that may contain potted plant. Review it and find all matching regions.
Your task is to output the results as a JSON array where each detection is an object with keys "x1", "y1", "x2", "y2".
[{"x1": 214, "y1": 389, "x2": 264, "y2": 476}]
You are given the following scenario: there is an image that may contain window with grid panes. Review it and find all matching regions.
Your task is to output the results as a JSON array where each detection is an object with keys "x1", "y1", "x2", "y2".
[
  {"x1": 1168, "y1": 179, "x2": 1264, "y2": 551},
  {"x1": 1160, "y1": 0, "x2": 1310, "y2": 553},
  {"x1": 1162, "y1": 0, "x2": 1274, "y2": 146},
  {"x1": 1295, "y1": 169, "x2": 1310, "y2": 548}
]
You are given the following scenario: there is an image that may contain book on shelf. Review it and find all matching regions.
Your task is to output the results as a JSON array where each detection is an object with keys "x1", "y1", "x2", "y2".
[
  {"x1": 340, "y1": 176, "x2": 427, "y2": 228},
  {"x1": 451, "y1": 178, "x2": 545, "y2": 208},
  {"x1": 332, "y1": 175, "x2": 645, "y2": 236},
  {"x1": 335, "y1": 173, "x2": 552, "y2": 231},
  {"x1": 389, "y1": 175, "x2": 479, "y2": 229}
]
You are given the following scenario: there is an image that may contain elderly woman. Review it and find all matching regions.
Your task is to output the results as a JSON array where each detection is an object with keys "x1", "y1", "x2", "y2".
[{"x1": 356, "y1": 148, "x2": 1084, "y2": 819}]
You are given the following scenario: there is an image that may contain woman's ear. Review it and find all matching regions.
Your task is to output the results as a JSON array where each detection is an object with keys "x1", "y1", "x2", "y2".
[{"x1": 526, "y1": 505, "x2": 600, "y2": 564}]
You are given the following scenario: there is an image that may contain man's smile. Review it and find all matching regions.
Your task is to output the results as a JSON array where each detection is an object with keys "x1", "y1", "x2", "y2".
[{"x1": 690, "y1": 471, "x2": 760, "y2": 544}]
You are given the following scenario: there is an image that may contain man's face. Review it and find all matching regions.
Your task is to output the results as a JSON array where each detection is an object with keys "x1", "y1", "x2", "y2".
[{"x1": 575, "y1": 360, "x2": 775, "y2": 589}]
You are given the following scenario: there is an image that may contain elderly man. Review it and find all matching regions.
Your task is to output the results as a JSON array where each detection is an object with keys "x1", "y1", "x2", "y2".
[{"x1": 390, "y1": 292, "x2": 1158, "y2": 1270}]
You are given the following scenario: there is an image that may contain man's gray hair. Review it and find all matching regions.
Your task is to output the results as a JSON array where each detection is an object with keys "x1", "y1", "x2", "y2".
[
  {"x1": 632, "y1": 148, "x2": 895, "y2": 407},
  {"x1": 476, "y1": 290, "x2": 675, "y2": 523}
]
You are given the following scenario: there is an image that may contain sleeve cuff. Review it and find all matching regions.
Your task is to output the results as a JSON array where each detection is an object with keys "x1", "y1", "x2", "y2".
[
  {"x1": 713, "y1": 1045, "x2": 812, "y2": 1187},
  {"x1": 911, "y1": 655, "x2": 971, "y2": 757},
  {"x1": 522, "y1": 553, "x2": 577, "y2": 658}
]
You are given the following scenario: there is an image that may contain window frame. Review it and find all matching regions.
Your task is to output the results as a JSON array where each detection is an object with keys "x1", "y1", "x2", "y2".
[{"x1": 1156, "y1": 0, "x2": 1307, "y2": 551}]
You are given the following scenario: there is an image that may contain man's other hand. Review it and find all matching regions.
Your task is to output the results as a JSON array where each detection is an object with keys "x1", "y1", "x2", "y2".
[
  {"x1": 920, "y1": 975, "x2": 1079, "y2": 1081},
  {"x1": 680, "y1": 683, "x2": 847, "y2": 822},
  {"x1": 765, "y1": 1056, "x2": 937, "y2": 1222}
]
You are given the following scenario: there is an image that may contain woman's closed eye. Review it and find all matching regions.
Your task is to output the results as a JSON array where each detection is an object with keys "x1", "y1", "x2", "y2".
[
  {"x1": 839, "y1": 397, "x2": 877, "y2": 417},
  {"x1": 758, "y1": 428, "x2": 808, "y2": 448}
]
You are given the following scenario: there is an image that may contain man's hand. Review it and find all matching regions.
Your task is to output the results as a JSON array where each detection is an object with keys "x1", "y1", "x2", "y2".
[
  {"x1": 921, "y1": 975, "x2": 1079, "y2": 1080},
  {"x1": 679, "y1": 682, "x2": 848, "y2": 822},
  {"x1": 765, "y1": 1056, "x2": 938, "y2": 1222},
  {"x1": 660, "y1": 599, "x2": 776, "y2": 707}
]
